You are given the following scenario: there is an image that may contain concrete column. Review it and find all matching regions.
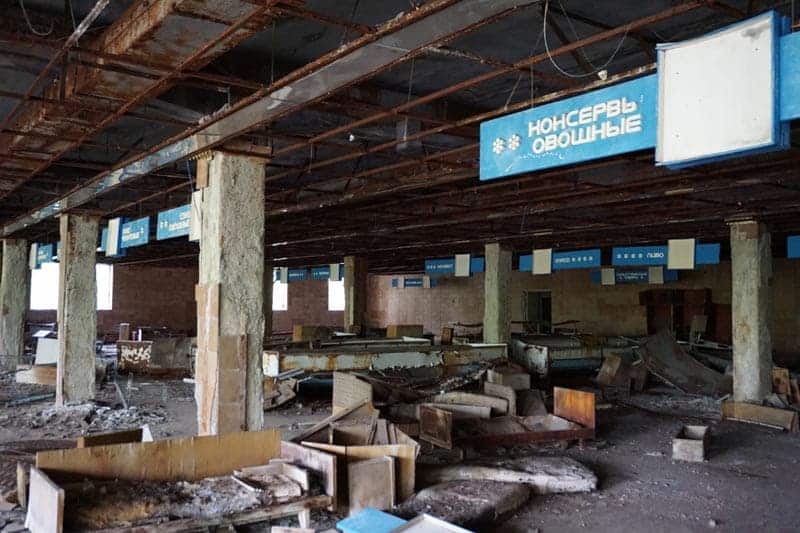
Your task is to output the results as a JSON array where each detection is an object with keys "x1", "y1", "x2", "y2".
[
  {"x1": 197, "y1": 152, "x2": 265, "y2": 435},
  {"x1": 483, "y1": 242, "x2": 511, "y2": 344},
  {"x1": 730, "y1": 220, "x2": 773, "y2": 403},
  {"x1": 0, "y1": 239, "x2": 28, "y2": 371},
  {"x1": 343, "y1": 256, "x2": 368, "y2": 334},
  {"x1": 56, "y1": 214, "x2": 99, "y2": 405}
]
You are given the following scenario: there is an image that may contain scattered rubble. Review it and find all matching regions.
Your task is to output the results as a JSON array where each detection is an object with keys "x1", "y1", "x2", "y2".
[{"x1": 0, "y1": 402, "x2": 166, "y2": 436}]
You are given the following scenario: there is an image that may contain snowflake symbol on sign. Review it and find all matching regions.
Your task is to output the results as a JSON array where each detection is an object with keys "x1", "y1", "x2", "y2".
[
  {"x1": 507, "y1": 134, "x2": 521, "y2": 151},
  {"x1": 492, "y1": 138, "x2": 505, "y2": 154}
]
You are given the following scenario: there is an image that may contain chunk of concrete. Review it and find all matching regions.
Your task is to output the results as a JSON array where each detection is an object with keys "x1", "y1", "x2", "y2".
[{"x1": 417, "y1": 456, "x2": 597, "y2": 494}]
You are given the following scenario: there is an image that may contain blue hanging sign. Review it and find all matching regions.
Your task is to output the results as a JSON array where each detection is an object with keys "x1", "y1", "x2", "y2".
[
  {"x1": 120, "y1": 217, "x2": 150, "y2": 248},
  {"x1": 35, "y1": 243, "x2": 54, "y2": 268},
  {"x1": 287, "y1": 268, "x2": 307, "y2": 282},
  {"x1": 404, "y1": 277, "x2": 424, "y2": 288},
  {"x1": 695, "y1": 243, "x2": 721, "y2": 265},
  {"x1": 98, "y1": 228, "x2": 108, "y2": 252},
  {"x1": 788, "y1": 236, "x2": 800, "y2": 258},
  {"x1": 480, "y1": 75, "x2": 657, "y2": 181},
  {"x1": 518, "y1": 254, "x2": 532, "y2": 271},
  {"x1": 156, "y1": 205, "x2": 191, "y2": 240},
  {"x1": 425, "y1": 258, "x2": 455, "y2": 276},
  {"x1": 551, "y1": 249, "x2": 601, "y2": 270},
  {"x1": 470, "y1": 256, "x2": 485, "y2": 274},
  {"x1": 612, "y1": 245, "x2": 667, "y2": 266},
  {"x1": 311, "y1": 266, "x2": 331, "y2": 280},
  {"x1": 391, "y1": 278, "x2": 400, "y2": 288}
]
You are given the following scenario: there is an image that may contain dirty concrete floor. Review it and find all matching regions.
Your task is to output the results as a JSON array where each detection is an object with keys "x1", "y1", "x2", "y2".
[{"x1": 2, "y1": 376, "x2": 800, "y2": 532}]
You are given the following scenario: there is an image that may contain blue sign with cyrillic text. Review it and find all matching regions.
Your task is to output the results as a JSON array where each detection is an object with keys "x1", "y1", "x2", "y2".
[
  {"x1": 121, "y1": 217, "x2": 149, "y2": 248},
  {"x1": 551, "y1": 249, "x2": 601, "y2": 270},
  {"x1": 156, "y1": 205, "x2": 191, "y2": 240}
]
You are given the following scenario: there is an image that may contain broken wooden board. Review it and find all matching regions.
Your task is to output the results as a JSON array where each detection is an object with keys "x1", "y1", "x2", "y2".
[
  {"x1": 721, "y1": 401, "x2": 799, "y2": 432},
  {"x1": 640, "y1": 331, "x2": 731, "y2": 397},
  {"x1": 486, "y1": 366, "x2": 530, "y2": 391},
  {"x1": 24, "y1": 467, "x2": 63, "y2": 533},
  {"x1": 290, "y1": 400, "x2": 376, "y2": 443},
  {"x1": 333, "y1": 373, "x2": 373, "y2": 415},
  {"x1": 416, "y1": 403, "x2": 491, "y2": 420},
  {"x1": 432, "y1": 392, "x2": 508, "y2": 415},
  {"x1": 386, "y1": 324, "x2": 424, "y2": 338},
  {"x1": 347, "y1": 456, "x2": 395, "y2": 514},
  {"x1": 484, "y1": 382, "x2": 516, "y2": 416},
  {"x1": 37, "y1": 429, "x2": 281, "y2": 481},
  {"x1": 517, "y1": 389, "x2": 547, "y2": 416},
  {"x1": 76, "y1": 428, "x2": 143, "y2": 449},
  {"x1": 554, "y1": 387, "x2": 596, "y2": 430},
  {"x1": 235, "y1": 462, "x2": 310, "y2": 492},
  {"x1": 280, "y1": 441, "x2": 337, "y2": 510},
  {"x1": 419, "y1": 406, "x2": 453, "y2": 450}
]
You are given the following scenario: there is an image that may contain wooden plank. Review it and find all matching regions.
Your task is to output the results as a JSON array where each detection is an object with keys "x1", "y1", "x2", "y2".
[
  {"x1": 195, "y1": 283, "x2": 220, "y2": 436},
  {"x1": 333, "y1": 373, "x2": 373, "y2": 415},
  {"x1": 721, "y1": 401, "x2": 799, "y2": 432},
  {"x1": 17, "y1": 462, "x2": 27, "y2": 509},
  {"x1": 419, "y1": 406, "x2": 452, "y2": 449},
  {"x1": 484, "y1": 382, "x2": 517, "y2": 416},
  {"x1": 76, "y1": 428, "x2": 143, "y2": 449},
  {"x1": 15, "y1": 365, "x2": 57, "y2": 386},
  {"x1": 553, "y1": 387, "x2": 596, "y2": 429},
  {"x1": 24, "y1": 467, "x2": 63, "y2": 533},
  {"x1": 195, "y1": 156, "x2": 209, "y2": 189},
  {"x1": 772, "y1": 367, "x2": 791, "y2": 395},
  {"x1": 417, "y1": 403, "x2": 491, "y2": 420},
  {"x1": 37, "y1": 429, "x2": 281, "y2": 481},
  {"x1": 291, "y1": 400, "x2": 375, "y2": 443},
  {"x1": 217, "y1": 334, "x2": 247, "y2": 433},
  {"x1": 347, "y1": 456, "x2": 395, "y2": 514},
  {"x1": 432, "y1": 392, "x2": 508, "y2": 415},
  {"x1": 280, "y1": 441, "x2": 337, "y2": 509}
]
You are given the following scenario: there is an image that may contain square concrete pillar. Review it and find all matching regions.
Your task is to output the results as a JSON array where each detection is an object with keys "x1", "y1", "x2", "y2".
[
  {"x1": 57, "y1": 214, "x2": 99, "y2": 405},
  {"x1": 0, "y1": 239, "x2": 29, "y2": 371},
  {"x1": 344, "y1": 256, "x2": 368, "y2": 334},
  {"x1": 730, "y1": 220, "x2": 772, "y2": 403},
  {"x1": 483, "y1": 242, "x2": 511, "y2": 344},
  {"x1": 197, "y1": 152, "x2": 265, "y2": 435}
]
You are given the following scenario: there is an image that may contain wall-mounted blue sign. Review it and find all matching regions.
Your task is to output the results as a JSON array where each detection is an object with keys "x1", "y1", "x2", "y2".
[
  {"x1": 156, "y1": 205, "x2": 191, "y2": 240},
  {"x1": 121, "y1": 217, "x2": 149, "y2": 248},
  {"x1": 311, "y1": 266, "x2": 330, "y2": 280},
  {"x1": 480, "y1": 75, "x2": 657, "y2": 181},
  {"x1": 391, "y1": 278, "x2": 400, "y2": 288},
  {"x1": 612, "y1": 245, "x2": 667, "y2": 266},
  {"x1": 404, "y1": 277, "x2": 424, "y2": 288},
  {"x1": 518, "y1": 254, "x2": 532, "y2": 271},
  {"x1": 551, "y1": 249, "x2": 601, "y2": 270},
  {"x1": 470, "y1": 256, "x2": 485, "y2": 274},
  {"x1": 425, "y1": 258, "x2": 455, "y2": 276},
  {"x1": 35, "y1": 243, "x2": 54, "y2": 268},
  {"x1": 591, "y1": 268, "x2": 679, "y2": 284},
  {"x1": 287, "y1": 268, "x2": 307, "y2": 282},
  {"x1": 788, "y1": 236, "x2": 800, "y2": 258}
]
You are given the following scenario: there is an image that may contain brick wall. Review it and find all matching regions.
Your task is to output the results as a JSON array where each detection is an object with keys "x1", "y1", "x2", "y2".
[
  {"x1": 27, "y1": 263, "x2": 197, "y2": 336},
  {"x1": 367, "y1": 260, "x2": 800, "y2": 357},
  {"x1": 272, "y1": 279, "x2": 343, "y2": 333}
]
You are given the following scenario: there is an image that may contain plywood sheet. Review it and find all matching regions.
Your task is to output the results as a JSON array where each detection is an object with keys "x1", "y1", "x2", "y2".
[
  {"x1": 333, "y1": 373, "x2": 373, "y2": 415},
  {"x1": 281, "y1": 441, "x2": 337, "y2": 510},
  {"x1": 37, "y1": 429, "x2": 281, "y2": 481},
  {"x1": 24, "y1": 467, "x2": 63, "y2": 533},
  {"x1": 419, "y1": 406, "x2": 452, "y2": 450},
  {"x1": 721, "y1": 401, "x2": 799, "y2": 432},
  {"x1": 553, "y1": 387, "x2": 595, "y2": 429}
]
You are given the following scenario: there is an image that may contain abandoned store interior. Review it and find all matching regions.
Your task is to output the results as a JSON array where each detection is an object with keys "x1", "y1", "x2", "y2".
[{"x1": 2, "y1": 0, "x2": 800, "y2": 531}]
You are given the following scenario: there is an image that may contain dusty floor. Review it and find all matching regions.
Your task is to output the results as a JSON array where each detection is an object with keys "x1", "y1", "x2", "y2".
[{"x1": 2, "y1": 375, "x2": 800, "y2": 532}]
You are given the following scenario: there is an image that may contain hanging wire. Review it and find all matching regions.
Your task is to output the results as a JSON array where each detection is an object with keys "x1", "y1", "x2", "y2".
[
  {"x1": 66, "y1": 0, "x2": 77, "y2": 30},
  {"x1": 542, "y1": 0, "x2": 630, "y2": 79},
  {"x1": 19, "y1": 0, "x2": 54, "y2": 36}
]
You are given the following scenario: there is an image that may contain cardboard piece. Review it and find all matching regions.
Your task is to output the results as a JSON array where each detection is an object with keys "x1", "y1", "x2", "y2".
[
  {"x1": 37, "y1": 429, "x2": 281, "y2": 481},
  {"x1": 347, "y1": 456, "x2": 396, "y2": 514},
  {"x1": 419, "y1": 406, "x2": 453, "y2": 449},
  {"x1": 432, "y1": 392, "x2": 508, "y2": 415},
  {"x1": 333, "y1": 373, "x2": 374, "y2": 415},
  {"x1": 24, "y1": 467, "x2": 63, "y2": 533}
]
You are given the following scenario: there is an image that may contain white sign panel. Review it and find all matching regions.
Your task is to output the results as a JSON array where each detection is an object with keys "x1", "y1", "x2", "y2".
[{"x1": 656, "y1": 11, "x2": 785, "y2": 167}]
